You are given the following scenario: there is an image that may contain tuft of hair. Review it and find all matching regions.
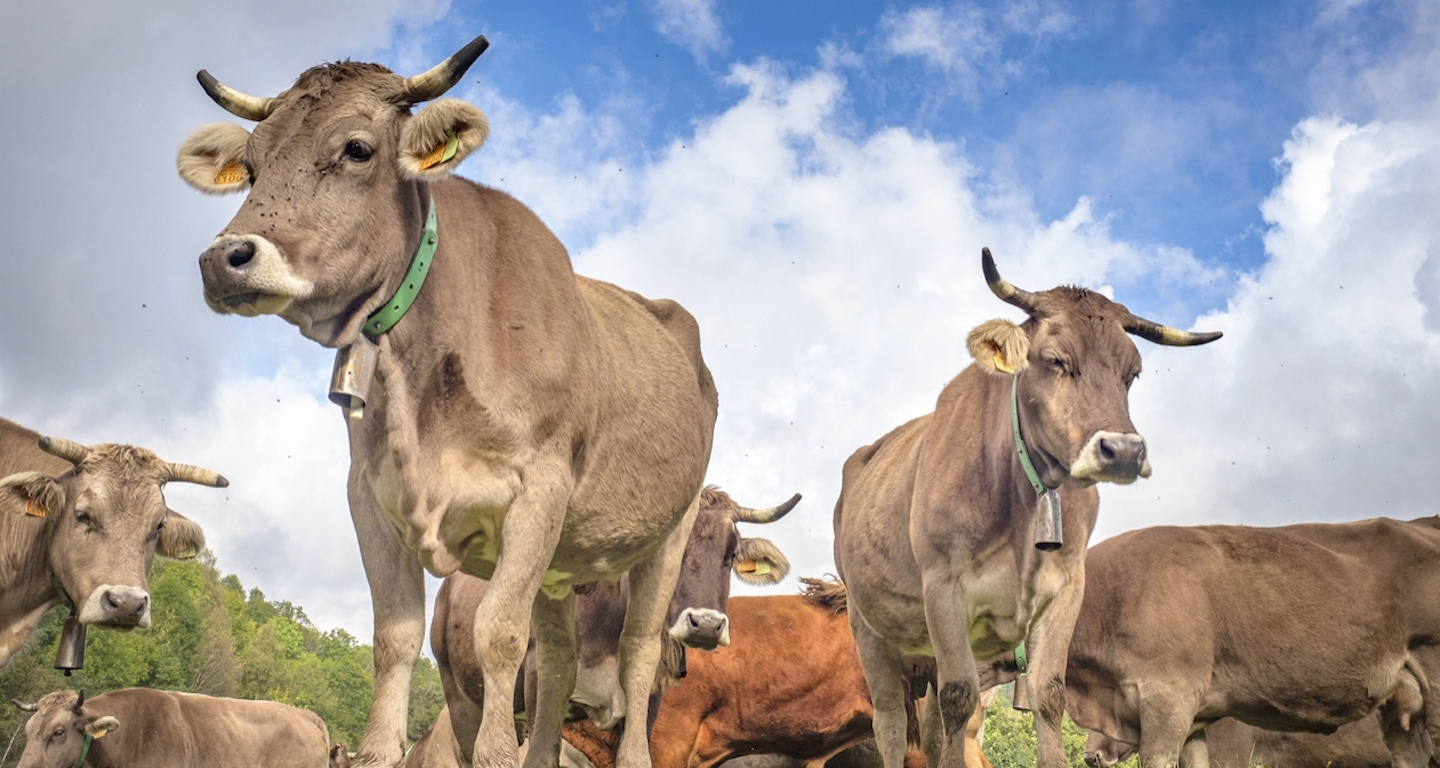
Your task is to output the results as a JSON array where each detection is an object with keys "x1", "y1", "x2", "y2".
[
  {"x1": 734, "y1": 538, "x2": 790, "y2": 584},
  {"x1": 176, "y1": 123, "x2": 252, "y2": 195},
  {"x1": 655, "y1": 631, "x2": 684, "y2": 691},
  {"x1": 31, "y1": 690, "x2": 80, "y2": 716},
  {"x1": 800, "y1": 575, "x2": 848, "y2": 615},
  {"x1": 397, "y1": 98, "x2": 489, "y2": 180},
  {"x1": 79, "y1": 445, "x2": 167, "y2": 483},
  {"x1": 699, "y1": 484, "x2": 732, "y2": 510},
  {"x1": 967, "y1": 318, "x2": 1030, "y2": 375}
]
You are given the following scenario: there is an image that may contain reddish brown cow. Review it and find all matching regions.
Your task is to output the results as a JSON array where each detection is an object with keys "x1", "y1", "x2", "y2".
[{"x1": 834, "y1": 251, "x2": 1220, "y2": 768}]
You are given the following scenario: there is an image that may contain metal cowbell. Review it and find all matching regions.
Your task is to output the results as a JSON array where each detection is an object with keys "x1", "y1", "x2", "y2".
[
  {"x1": 54, "y1": 615, "x2": 87, "y2": 675},
  {"x1": 1034, "y1": 488, "x2": 1063, "y2": 551},
  {"x1": 328, "y1": 338, "x2": 379, "y2": 420}
]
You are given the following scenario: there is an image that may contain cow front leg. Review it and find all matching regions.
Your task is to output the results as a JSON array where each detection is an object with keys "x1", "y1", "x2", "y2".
[
  {"x1": 850, "y1": 607, "x2": 911, "y2": 768},
  {"x1": 615, "y1": 492, "x2": 701, "y2": 768},
  {"x1": 1029, "y1": 558, "x2": 1088, "y2": 768},
  {"x1": 521, "y1": 590, "x2": 578, "y2": 768},
  {"x1": 1176, "y1": 727, "x2": 1208, "y2": 768},
  {"x1": 922, "y1": 571, "x2": 982, "y2": 768},
  {"x1": 472, "y1": 470, "x2": 573, "y2": 768},
  {"x1": 349, "y1": 484, "x2": 427, "y2": 768},
  {"x1": 1135, "y1": 695, "x2": 1196, "y2": 768}
]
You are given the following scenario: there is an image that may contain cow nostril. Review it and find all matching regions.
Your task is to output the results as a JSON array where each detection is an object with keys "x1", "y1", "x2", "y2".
[
  {"x1": 227, "y1": 241, "x2": 256, "y2": 269},
  {"x1": 1099, "y1": 438, "x2": 1117, "y2": 462},
  {"x1": 689, "y1": 613, "x2": 700, "y2": 629},
  {"x1": 102, "y1": 591, "x2": 118, "y2": 611}
]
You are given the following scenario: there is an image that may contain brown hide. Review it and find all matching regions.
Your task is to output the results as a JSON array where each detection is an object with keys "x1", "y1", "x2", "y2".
[
  {"x1": 404, "y1": 705, "x2": 466, "y2": 768},
  {"x1": 833, "y1": 252, "x2": 1220, "y2": 768},
  {"x1": 0, "y1": 417, "x2": 211, "y2": 670},
  {"x1": 15, "y1": 688, "x2": 329, "y2": 768},
  {"x1": 181, "y1": 40, "x2": 718, "y2": 767},
  {"x1": 1084, "y1": 715, "x2": 1440, "y2": 768},
  {"x1": 1064, "y1": 520, "x2": 1440, "y2": 768}
]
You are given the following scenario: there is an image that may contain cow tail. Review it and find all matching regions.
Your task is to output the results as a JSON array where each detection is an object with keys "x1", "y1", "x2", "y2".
[{"x1": 904, "y1": 681, "x2": 922, "y2": 747}]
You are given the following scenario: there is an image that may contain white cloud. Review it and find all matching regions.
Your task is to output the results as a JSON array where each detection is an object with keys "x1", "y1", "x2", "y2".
[
  {"x1": 650, "y1": 0, "x2": 729, "y2": 62},
  {"x1": 877, "y1": 2, "x2": 1076, "y2": 98}
]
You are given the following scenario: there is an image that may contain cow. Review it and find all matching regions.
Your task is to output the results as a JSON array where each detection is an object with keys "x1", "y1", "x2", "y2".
[
  {"x1": 12, "y1": 688, "x2": 330, "y2": 768},
  {"x1": 0, "y1": 417, "x2": 219, "y2": 669},
  {"x1": 433, "y1": 487, "x2": 796, "y2": 762},
  {"x1": 1083, "y1": 715, "x2": 1413, "y2": 768},
  {"x1": 177, "y1": 35, "x2": 719, "y2": 767},
  {"x1": 1052, "y1": 520, "x2": 1440, "y2": 768},
  {"x1": 833, "y1": 249, "x2": 1221, "y2": 768}
]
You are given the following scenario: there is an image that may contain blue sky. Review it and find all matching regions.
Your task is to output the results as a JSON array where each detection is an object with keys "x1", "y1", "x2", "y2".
[{"x1": 4, "y1": 0, "x2": 1440, "y2": 638}]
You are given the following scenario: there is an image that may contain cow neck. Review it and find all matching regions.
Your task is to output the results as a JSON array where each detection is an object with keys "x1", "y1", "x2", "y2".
[
  {"x1": 1010, "y1": 372, "x2": 1053, "y2": 496},
  {"x1": 363, "y1": 193, "x2": 438, "y2": 339}
]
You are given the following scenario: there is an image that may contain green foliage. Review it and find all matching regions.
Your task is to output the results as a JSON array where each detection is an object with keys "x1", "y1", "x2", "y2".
[
  {"x1": 982, "y1": 683, "x2": 1140, "y2": 768},
  {"x1": 0, "y1": 552, "x2": 441, "y2": 767}
]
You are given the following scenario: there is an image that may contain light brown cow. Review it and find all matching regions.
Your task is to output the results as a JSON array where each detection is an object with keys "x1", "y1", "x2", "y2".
[
  {"x1": 177, "y1": 36, "x2": 718, "y2": 768},
  {"x1": 0, "y1": 417, "x2": 218, "y2": 669},
  {"x1": 1062, "y1": 520, "x2": 1440, "y2": 768},
  {"x1": 833, "y1": 250, "x2": 1220, "y2": 768},
  {"x1": 1083, "y1": 715, "x2": 1421, "y2": 768},
  {"x1": 13, "y1": 688, "x2": 330, "y2": 768},
  {"x1": 433, "y1": 487, "x2": 795, "y2": 762}
]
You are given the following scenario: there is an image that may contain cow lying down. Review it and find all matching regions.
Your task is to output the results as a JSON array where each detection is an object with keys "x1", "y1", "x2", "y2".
[
  {"x1": 1057, "y1": 518, "x2": 1440, "y2": 768},
  {"x1": 1085, "y1": 715, "x2": 1440, "y2": 768},
  {"x1": 13, "y1": 688, "x2": 332, "y2": 768}
]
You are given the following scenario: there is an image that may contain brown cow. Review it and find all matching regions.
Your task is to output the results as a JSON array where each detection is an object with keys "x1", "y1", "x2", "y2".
[
  {"x1": 833, "y1": 249, "x2": 1220, "y2": 768},
  {"x1": 0, "y1": 417, "x2": 218, "y2": 669},
  {"x1": 177, "y1": 36, "x2": 718, "y2": 767},
  {"x1": 433, "y1": 487, "x2": 795, "y2": 762},
  {"x1": 13, "y1": 688, "x2": 330, "y2": 768},
  {"x1": 1062, "y1": 520, "x2": 1440, "y2": 768},
  {"x1": 1084, "y1": 715, "x2": 1408, "y2": 768}
]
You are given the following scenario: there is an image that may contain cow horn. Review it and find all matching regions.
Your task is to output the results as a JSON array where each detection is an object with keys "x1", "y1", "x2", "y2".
[
  {"x1": 1123, "y1": 314, "x2": 1223, "y2": 347},
  {"x1": 73, "y1": 690, "x2": 84, "y2": 712},
  {"x1": 39, "y1": 436, "x2": 91, "y2": 465},
  {"x1": 982, "y1": 248, "x2": 1041, "y2": 315},
  {"x1": 11, "y1": 699, "x2": 37, "y2": 712},
  {"x1": 403, "y1": 34, "x2": 491, "y2": 103},
  {"x1": 735, "y1": 493, "x2": 801, "y2": 524},
  {"x1": 164, "y1": 462, "x2": 230, "y2": 488},
  {"x1": 196, "y1": 70, "x2": 275, "y2": 121}
]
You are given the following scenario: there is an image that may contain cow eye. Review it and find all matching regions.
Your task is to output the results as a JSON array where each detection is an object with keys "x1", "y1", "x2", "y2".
[
  {"x1": 1045, "y1": 355, "x2": 1066, "y2": 372},
  {"x1": 343, "y1": 140, "x2": 374, "y2": 162},
  {"x1": 51, "y1": 727, "x2": 65, "y2": 740},
  {"x1": 76, "y1": 511, "x2": 92, "y2": 526}
]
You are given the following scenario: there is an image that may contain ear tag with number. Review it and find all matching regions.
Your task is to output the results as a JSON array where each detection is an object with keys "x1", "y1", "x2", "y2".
[
  {"x1": 213, "y1": 161, "x2": 246, "y2": 185},
  {"x1": 419, "y1": 130, "x2": 460, "y2": 171},
  {"x1": 736, "y1": 560, "x2": 770, "y2": 576},
  {"x1": 23, "y1": 498, "x2": 46, "y2": 518},
  {"x1": 993, "y1": 353, "x2": 1014, "y2": 374}
]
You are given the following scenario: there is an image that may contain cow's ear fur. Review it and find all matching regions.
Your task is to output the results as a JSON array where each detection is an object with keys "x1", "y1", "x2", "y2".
[
  {"x1": 158, "y1": 509, "x2": 206, "y2": 560},
  {"x1": 0, "y1": 472, "x2": 64, "y2": 520},
  {"x1": 398, "y1": 99, "x2": 489, "y2": 180},
  {"x1": 968, "y1": 318, "x2": 1030, "y2": 376},
  {"x1": 734, "y1": 538, "x2": 790, "y2": 585},
  {"x1": 84, "y1": 715, "x2": 120, "y2": 739},
  {"x1": 177, "y1": 123, "x2": 252, "y2": 195}
]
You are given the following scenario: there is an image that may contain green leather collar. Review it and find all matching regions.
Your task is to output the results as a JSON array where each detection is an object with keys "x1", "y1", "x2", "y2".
[
  {"x1": 73, "y1": 732, "x2": 93, "y2": 768},
  {"x1": 1010, "y1": 373, "x2": 1047, "y2": 496},
  {"x1": 363, "y1": 194, "x2": 438, "y2": 337}
]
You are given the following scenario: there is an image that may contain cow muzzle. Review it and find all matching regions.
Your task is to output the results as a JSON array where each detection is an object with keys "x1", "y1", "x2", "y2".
[
  {"x1": 78, "y1": 585, "x2": 152, "y2": 629},
  {"x1": 669, "y1": 608, "x2": 729, "y2": 650},
  {"x1": 198, "y1": 234, "x2": 313, "y2": 316},
  {"x1": 1070, "y1": 431, "x2": 1150, "y2": 484},
  {"x1": 1083, "y1": 751, "x2": 1113, "y2": 768}
]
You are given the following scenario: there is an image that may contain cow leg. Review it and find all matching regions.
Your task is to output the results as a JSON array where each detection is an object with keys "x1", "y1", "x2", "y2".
[
  {"x1": 1177, "y1": 728, "x2": 1208, "y2": 768},
  {"x1": 472, "y1": 473, "x2": 573, "y2": 768},
  {"x1": 615, "y1": 493, "x2": 702, "y2": 768},
  {"x1": 1135, "y1": 698, "x2": 1195, "y2": 768},
  {"x1": 850, "y1": 608, "x2": 911, "y2": 768},
  {"x1": 921, "y1": 573, "x2": 982, "y2": 768},
  {"x1": 1029, "y1": 559, "x2": 1088, "y2": 768},
  {"x1": 522, "y1": 591, "x2": 578, "y2": 768},
  {"x1": 349, "y1": 483, "x2": 427, "y2": 768}
]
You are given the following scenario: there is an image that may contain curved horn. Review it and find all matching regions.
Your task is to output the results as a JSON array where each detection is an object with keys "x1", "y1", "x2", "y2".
[
  {"x1": 73, "y1": 690, "x2": 84, "y2": 712},
  {"x1": 982, "y1": 247, "x2": 1041, "y2": 315},
  {"x1": 39, "y1": 436, "x2": 91, "y2": 465},
  {"x1": 12, "y1": 699, "x2": 37, "y2": 712},
  {"x1": 196, "y1": 70, "x2": 275, "y2": 121},
  {"x1": 403, "y1": 34, "x2": 491, "y2": 104},
  {"x1": 1123, "y1": 315, "x2": 1223, "y2": 347},
  {"x1": 735, "y1": 493, "x2": 801, "y2": 524},
  {"x1": 164, "y1": 462, "x2": 230, "y2": 489}
]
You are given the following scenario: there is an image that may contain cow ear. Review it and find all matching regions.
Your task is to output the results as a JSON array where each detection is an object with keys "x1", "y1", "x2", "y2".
[
  {"x1": 177, "y1": 123, "x2": 252, "y2": 195},
  {"x1": 967, "y1": 318, "x2": 1030, "y2": 376},
  {"x1": 733, "y1": 538, "x2": 790, "y2": 585},
  {"x1": 0, "y1": 472, "x2": 64, "y2": 520},
  {"x1": 157, "y1": 509, "x2": 206, "y2": 560},
  {"x1": 398, "y1": 98, "x2": 489, "y2": 180},
  {"x1": 84, "y1": 715, "x2": 120, "y2": 739}
]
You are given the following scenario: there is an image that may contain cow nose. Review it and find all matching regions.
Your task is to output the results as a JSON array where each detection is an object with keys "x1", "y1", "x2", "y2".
[
  {"x1": 101, "y1": 589, "x2": 149, "y2": 623},
  {"x1": 670, "y1": 608, "x2": 730, "y2": 650},
  {"x1": 1098, "y1": 434, "x2": 1145, "y2": 469},
  {"x1": 1084, "y1": 753, "x2": 1103, "y2": 768},
  {"x1": 201, "y1": 239, "x2": 257, "y2": 274}
]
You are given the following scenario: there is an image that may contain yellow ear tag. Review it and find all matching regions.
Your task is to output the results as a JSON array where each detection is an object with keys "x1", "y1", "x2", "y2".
[
  {"x1": 419, "y1": 130, "x2": 460, "y2": 171},
  {"x1": 23, "y1": 498, "x2": 46, "y2": 518},
  {"x1": 92, "y1": 729, "x2": 108, "y2": 740},
  {"x1": 736, "y1": 560, "x2": 770, "y2": 576},
  {"x1": 213, "y1": 161, "x2": 246, "y2": 185},
  {"x1": 993, "y1": 353, "x2": 1014, "y2": 374}
]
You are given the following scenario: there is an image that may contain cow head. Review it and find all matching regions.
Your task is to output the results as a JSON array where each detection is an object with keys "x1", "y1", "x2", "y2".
[
  {"x1": 967, "y1": 249, "x2": 1220, "y2": 486},
  {"x1": 176, "y1": 36, "x2": 491, "y2": 346},
  {"x1": 13, "y1": 691, "x2": 120, "y2": 768},
  {"x1": 666, "y1": 486, "x2": 796, "y2": 651},
  {"x1": 1, "y1": 437, "x2": 220, "y2": 628}
]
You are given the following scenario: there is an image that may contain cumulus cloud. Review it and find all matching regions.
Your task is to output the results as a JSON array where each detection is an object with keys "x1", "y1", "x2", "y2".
[{"x1": 650, "y1": 0, "x2": 729, "y2": 62}]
